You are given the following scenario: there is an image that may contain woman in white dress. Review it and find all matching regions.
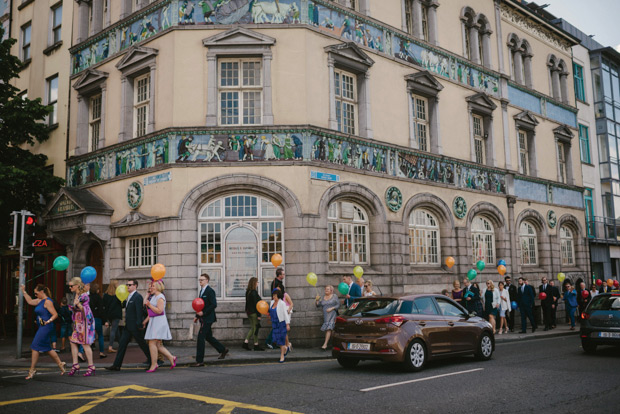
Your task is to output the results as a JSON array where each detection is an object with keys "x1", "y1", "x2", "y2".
[
  {"x1": 497, "y1": 281, "x2": 512, "y2": 334},
  {"x1": 143, "y1": 280, "x2": 177, "y2": 373}
]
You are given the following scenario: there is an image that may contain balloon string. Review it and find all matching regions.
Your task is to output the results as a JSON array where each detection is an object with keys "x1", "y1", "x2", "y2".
[{"x1": 26, "y1": 268, "x2": 54, "y2": 284}]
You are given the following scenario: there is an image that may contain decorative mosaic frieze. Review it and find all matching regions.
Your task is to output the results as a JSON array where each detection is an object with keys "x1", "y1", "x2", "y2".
[
  {"x1": 508, "y1": 84, "x2": 577, "y2": 128},
  {"x1": 514, "y1": 177, "x2": 583, "y2": 209},
  {"x1": 500, "y1": 3, "x2": 572, "y2": 53},
  {"x1": 71, "y1": 0, "x2": 499, "y2": 97},
  {"x1": 66, "y1": 127, "x2": 507, "y2": 196}
]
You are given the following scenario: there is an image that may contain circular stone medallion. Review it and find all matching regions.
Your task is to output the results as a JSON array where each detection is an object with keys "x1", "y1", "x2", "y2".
[
  {"x1": 127, "y1": 181, "x2": 144, "y2": 210},
  {"x1": 547, "y1": 210, "x2": 557, "y2": 229},
  {"x1": 385, "y1": 186, "x2": 402, "y2": 212},
  {"x1": 453, "y1": 196, "x2": 467, "y2": 219}
]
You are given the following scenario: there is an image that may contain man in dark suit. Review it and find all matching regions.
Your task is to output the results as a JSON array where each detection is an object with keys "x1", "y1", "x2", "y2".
[
  {"x1": 192, "y1": 273, "x2": 228, "y2": 367},
  {"x1": 517, "y1": 277, "x2": 537, "y2": 333},
  {"x1": 504, "y1": 275, "x2": 517, "y2": 332},
  {"x1": 462, "y1": 277, "x2": 482, "y2": 316},
  {"x1": 539, "y1": 277, "x2": 554, "y2": 331},
  {"x1": 343, "y1": 275, "x2": 361, "y2": 307},
  {"x1": 599, "y1": 282, "x2": 612, "y2": 294},
  {"x1": 549, "y1": 280, "x2": 561, "y2": 328},
  {"x1": 271, "y1": 268, "x2": 285, "y2": 294},
  {"x1": 106, "y1": 279, "x2": 151, "y2": 371}
]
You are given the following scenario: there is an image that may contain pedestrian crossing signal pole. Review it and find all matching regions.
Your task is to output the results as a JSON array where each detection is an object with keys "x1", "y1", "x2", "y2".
[{"x1": 16, "y1": 210, "x2": 33, "y2": 359}]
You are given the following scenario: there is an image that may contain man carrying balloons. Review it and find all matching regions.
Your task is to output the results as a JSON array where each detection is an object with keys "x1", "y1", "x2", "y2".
[{"x1": 192, "y1": 273, "x2": 228, "y2": 367}]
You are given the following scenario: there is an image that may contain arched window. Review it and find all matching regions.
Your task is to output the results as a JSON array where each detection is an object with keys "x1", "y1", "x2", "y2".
[
  {"x1": 471, "y1": 216, "x2": 495, "y2": 264},
  {"x1": 548, "y1": 55, "x2": 568, "y2": 103},
  {"x1": 460, "y1": 8, "x2": 492, "y2": 67},
  {"x1": 519, "y1": 222, "x2": 538, "y2": 265},
  {"x1": 409, "y1": 209, "x2": 440, "y2": 264},
  {"x1": 198, "y1": 195, "x2": 283, "y2": 299},
  {"x1": 560, "y1": 226, "x2": 575, "y2": 266},
  {"x1": 508, "y1": 35, "x2": 533, "y2": 88},
  {"x1": 328, "y1": 201, "x2": 369, "y2": 264}
]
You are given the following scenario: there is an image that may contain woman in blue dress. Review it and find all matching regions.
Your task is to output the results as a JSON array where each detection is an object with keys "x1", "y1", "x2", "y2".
[
  {"x1": 20, "y1": 284, "x2": 66, "y2": 380},
  {"x1": 269, "y1": 288, "x2": 289, "y2": 363}
]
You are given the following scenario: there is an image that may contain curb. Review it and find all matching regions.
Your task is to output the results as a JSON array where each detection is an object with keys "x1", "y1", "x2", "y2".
[{"x1": 494, "y1": 330, "x2": 578, "y2": 344}]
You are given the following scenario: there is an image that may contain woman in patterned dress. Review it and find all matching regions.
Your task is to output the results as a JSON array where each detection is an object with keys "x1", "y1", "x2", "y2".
[
  {"x1": 315, "y1": 285, "x2": 340, "y2": 350},
  {"x1": 68, "y1": 277, "x2": 96, "y2": 376}
]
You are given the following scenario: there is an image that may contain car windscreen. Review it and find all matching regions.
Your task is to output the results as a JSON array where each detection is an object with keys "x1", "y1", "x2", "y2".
[
  {"x1": 343, "y1": 299, "x2": 400, "y2": 317},
  {"x1": 589, "y1": 295, "x2": 620, "y2": 311}
]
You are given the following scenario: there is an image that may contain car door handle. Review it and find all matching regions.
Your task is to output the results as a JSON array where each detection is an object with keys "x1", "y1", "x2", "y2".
[
  {"x1": 418, "y1": 322, "x2": 426, "y2": 326},
  {"x1": 448, "y1": 322, "x2": 455, "y2": 326}
]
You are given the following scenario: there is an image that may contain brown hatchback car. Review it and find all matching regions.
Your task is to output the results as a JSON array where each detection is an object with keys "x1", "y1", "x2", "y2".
[{"x1": 332, "y1": 294, "x2": 495, "y2": 371}]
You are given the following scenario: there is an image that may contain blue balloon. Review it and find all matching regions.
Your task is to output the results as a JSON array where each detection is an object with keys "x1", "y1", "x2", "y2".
[
  {"x1": 497, "y1": 259, "x2": 507, "y2": 267},
  {"x1": 80, "y1": 266, "x2": 97, "y2": 284},
  {"x1": 511, "y1": 301, "x2": 518, "y2": 309}
]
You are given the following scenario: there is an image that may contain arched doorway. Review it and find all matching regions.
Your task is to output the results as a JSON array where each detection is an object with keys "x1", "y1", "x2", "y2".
[{"x1": 87, "y1": 242, "x2": 103, "y2": 288}]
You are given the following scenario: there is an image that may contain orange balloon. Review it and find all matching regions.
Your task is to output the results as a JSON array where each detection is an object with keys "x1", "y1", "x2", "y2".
[
  {"x1": 271, "y1": 253, "x2": 283, "y2": 268},
  {"x1": 151, "y1": 263, "x2": 166, "y2": 280},
  {"x1": 256, "y1": 300, "x2": 269, "y2": 315},
  {"x1": 497, "y1": 265, "x2": 506, "y2": 276},
  {"x1": 445, "y1": 257, "x2": 455, "y2": 269},
  {"x1": 607, "y1": 279, "x2": 614, "y2": 288}
]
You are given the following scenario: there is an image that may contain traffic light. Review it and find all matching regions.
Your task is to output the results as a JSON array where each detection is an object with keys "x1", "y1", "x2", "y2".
[
  {"x1": 8, "y1": 214, "x2": 21, "y2": 249},
  {"x1": 22, "y1": 214, "x2": 36, "y2": 258}
]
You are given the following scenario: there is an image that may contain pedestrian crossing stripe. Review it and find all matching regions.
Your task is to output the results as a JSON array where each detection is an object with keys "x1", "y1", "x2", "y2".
[{"x1": 0, "y1": 384, "x2": 303, "y2": 414}]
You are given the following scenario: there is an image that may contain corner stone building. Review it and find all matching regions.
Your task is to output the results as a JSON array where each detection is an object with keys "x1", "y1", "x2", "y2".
[{"x1": 43, "y1": 0, "x2": 588, "y2": 344}]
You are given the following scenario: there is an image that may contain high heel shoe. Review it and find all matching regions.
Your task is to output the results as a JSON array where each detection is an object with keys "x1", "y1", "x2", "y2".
[
  {"x1": 146, "y1": 366, "x2": 158, "y2": 373},
  {"x1": 58, "y1": 361, "x2": 67, "y2": 375},
  {"x1": 170, "y1": 356, "x2": 177, "y2": 370},
  {"x1": 67, "y1": 364, "x2": 80, "y2": 376},
  {"x1": 83, "y1": 365, "x2": 96, "y2": 377},
  {"x1": 25, "y1": 369, "x2": 36, "y2": 380}
]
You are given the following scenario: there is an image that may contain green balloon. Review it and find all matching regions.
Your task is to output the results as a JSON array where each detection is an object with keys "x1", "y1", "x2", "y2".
[
  {"x1": 338, "y1": 282, "x2": 349, "y2": 295},
  {"x1": 467, "y1": 269, "x2": 477, "y2": 281},
  {"x1": 476, "y1": 260, "x2": 486, "y2": 271},
  {"x1": 53, "y1": 256, "x2": 70, "y2": 271}
]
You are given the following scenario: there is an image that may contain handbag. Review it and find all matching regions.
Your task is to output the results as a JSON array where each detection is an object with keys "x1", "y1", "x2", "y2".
[{"x1": 148, "y1": 308, "x2": 164, "y2": 318}]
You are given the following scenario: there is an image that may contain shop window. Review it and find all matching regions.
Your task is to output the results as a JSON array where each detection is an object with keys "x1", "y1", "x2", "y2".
[{"x1": 328, "y1": 201, "x2": 369, "y2": 264}]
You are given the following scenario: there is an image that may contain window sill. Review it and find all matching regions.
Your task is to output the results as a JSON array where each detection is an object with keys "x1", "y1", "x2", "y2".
[
  {"x1": 408, "y1": 265, "x2": 447, "y2": 274},
  {"x1": 18, "y1": 0, "x2": 35, "y2": 11},
  {"x1": 20, "y1": 58, "x2": 32, "y2": 71},
  {"x1": 576, "y1": 98, "x2": 589, "y2": 106},
  {"x1": 43, "y1": 41, "x2": 63, "y2": 56},
  {"x1": 581, "y1": 161, "x2": 594, "y2": 167},
  {"x1": 325, "y1": 265, "x2": 378, "y2": 276},
  {"x1": 48, "y1": 123, "x2": 59, "y2": 131}
]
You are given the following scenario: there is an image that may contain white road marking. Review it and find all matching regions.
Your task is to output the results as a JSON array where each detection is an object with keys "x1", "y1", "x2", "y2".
[{"x1": 359, "y1": 368, "x2": 484, "y2": 392}]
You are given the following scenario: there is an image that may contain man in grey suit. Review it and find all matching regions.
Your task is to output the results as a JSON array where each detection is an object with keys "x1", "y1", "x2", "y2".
[
  {"x1": 106, "y1": 279, "x2": 151, "y2": 370},
  {"x1": 192, "y1": 273, "x2": 228, "y2": 367}
]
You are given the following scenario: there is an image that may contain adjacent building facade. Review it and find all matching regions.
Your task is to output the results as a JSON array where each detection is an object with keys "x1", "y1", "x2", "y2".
[{"x1": 4, "y1": 0, "x2": 590, "y2": 343}]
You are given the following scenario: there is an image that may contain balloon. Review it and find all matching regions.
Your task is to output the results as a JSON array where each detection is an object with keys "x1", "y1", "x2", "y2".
[
  {"x1": 607, "y1": 279, "x2": 614, "y2": 288},
  {"x1": 476, "y1": 261, "x2": 486, "y2": 271},
  {"x1": 445, "y1": 257, "x2": 455, "y2": 269},
  {"x1": 256, "y1": 300, "x2": 269, "y2": 315},
  {"x1": 467, "y1": 269, "x2": 477, "y2": 281},
  {"x1": 497, "y1": 259, "x2": 506, "y2": 267},
  {"x1": 353, "y1": 266, "x2": 364, "y2": 279},
  {"x1": 53, "y1": 256, "x2": 70, "y2": 271},
  {"x1": 596, "y1": 279, "x2": 603, "y2": 287},
  {"x1": 539, "y1": 292, "x2": 547, "y2": 300},
  {"x1": 557, "y1": 272, "x2": 566, "y2": 283},
  {"x1": 271, "y1": 254, "x2": 283, "y2": 268},
  {"x1": 338, "y1": 282, "x2": 349, "y2": 295},
  {"x1": 497, "y1": 265, "x2": 506, "y2": 276},
  {"x1": 151, "y1": 263, "x2": 166, "y2": 280},
  {"x1": 511, "y1": 301, "x2": 518, "y2": 309},
  {"x1": 115, "y1": 285, "x2": 129, "y2": 302},
  {"x1": 306, "y1": 272, "x2": 317, "y2": 286},
  {"x1": 192, "y1": 298, "x2": 204, "y2": 312},
  {"x1": 614, "y1": 280, "x2": 619, "y2": 288},
  {"x1": 581, "y1": 290, "x2": 589, "y2": 298},
  {"x1": 80, "y1": 266, "x2": 97, "y2": 284}
]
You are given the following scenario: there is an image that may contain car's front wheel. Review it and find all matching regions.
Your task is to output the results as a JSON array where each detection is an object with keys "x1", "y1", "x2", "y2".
[
  {"x1": 581, "y1": 339, "x2": 597, "y2": 354},
  {"x1": 474, "y1": 332, "x2": 493, "y2": 361},
  {"x1": 404, "y1": 339, "x2": 426, "y2": 372},
  {"x1": 337, "y1": 356, "x2": 360, "y2": 369}
]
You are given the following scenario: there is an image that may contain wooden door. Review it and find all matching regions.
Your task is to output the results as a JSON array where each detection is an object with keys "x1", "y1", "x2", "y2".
[{"x1": 87, "y1": 243, "x2": 103, "y2": 288}]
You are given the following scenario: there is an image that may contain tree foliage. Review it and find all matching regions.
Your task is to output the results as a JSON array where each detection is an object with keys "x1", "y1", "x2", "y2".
[{"x1": 0, "y1": 29, "x2": 65, "y2": 249}]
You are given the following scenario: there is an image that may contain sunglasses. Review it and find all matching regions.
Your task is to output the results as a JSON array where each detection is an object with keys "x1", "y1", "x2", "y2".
[
  {"x1": 68, "y1": 284, "x2": 75, "y2": 287},
  {"x1": 127, "y1": 283, "x2": 135, "y2": 286}
]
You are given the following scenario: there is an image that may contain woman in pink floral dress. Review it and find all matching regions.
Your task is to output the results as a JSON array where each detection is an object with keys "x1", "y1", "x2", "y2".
[{"x1": 68, "y1": 277, "x2": 96, "y2": 377}]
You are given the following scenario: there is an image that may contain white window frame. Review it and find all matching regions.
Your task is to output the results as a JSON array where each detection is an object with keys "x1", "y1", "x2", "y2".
[
  {"x1": 334, "y1": 68, "x2": 358, "y2": 135},
  {"x1": 21, "y1": 22, "x2": 31, "y2": 61},
  {"x1": 218, "y1": 58, "x2": 263, "y2": 126},
  {"x1": 51, "y1": 3, "x2": 62, "y2": 44},
  {"x1": 519, "y1": 129, "x2": 529, "y2": 175},
  {"x1": 412, "y1": 94, "x2": 429, "y2": 151},
  {"x1": 47, "y1": 75, "x2": 59, "y2": 126},
  {"x1": 560, "y1": 226, "x2": 575, "y2": 266},
  {"x1": 409, "y1": 209, "x2": 440, "y2": 265},
  {"x1": 519, "y1": 222, "x2": 537, "y2": 265},
  {"x1": 473, "y1": 114, "x2": 485, "y2": 164},
  {"x1": 126, "y1": 235, "x2": 158, "y2": 269},
  {"x1": 471, "y1": 216, "x2": 495, "y2": 265},
  {"x1": 133, "y1": 73, "x2": 150, "y2": 138},
  {"x1": 89, "y1": 94, "x2": 102, "y2": 152},
  {"x1": 198, "y1": 195, "x2": 284, "y2": 300},
  {"x1": 464, "y1": 26, "x2": 471, "y2": 60},
  {"x1": 557, "y1": 141, "x2": 567, "y2": 183},
  {"x1": 328, "y1": 201, "x2": 369, "y2": 265},
  {"x1": 421, "y1": 4, "x2": 429, "y2": 41}
]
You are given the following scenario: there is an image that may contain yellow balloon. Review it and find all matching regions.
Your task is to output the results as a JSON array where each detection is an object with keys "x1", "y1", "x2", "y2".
[
  {"x1": 115, "y1": 284, "x2": 129, "y2": 302},
  {"x1": 557, "y1": 272, "x2": 566, "y2": 283},
  {"x1": 353, "y1": 266, "x2": 364, "y2": 279},
  {"x1": 306, "y1": 272, "x2": 318, "y2": 286}
]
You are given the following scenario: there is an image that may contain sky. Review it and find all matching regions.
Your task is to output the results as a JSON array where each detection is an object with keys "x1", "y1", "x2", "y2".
[{"x1": 542, "y1": 0, "x2": 620, "y2": 51}]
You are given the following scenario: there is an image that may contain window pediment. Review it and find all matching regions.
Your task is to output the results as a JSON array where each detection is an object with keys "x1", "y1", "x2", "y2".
[
  {"x1": 115, "y1": 46, "x2": 158, "y2": 73},
  {"x1": 466, "y1": 92, "x2": 497, "y2": 112},
  {"x1": 325, "y1": 42, "x2": 375, "y2": 70},
  {"x1": 405, "y1": 71, "x2": 444, "y2": 95},
  {"x1": 73, "y1": 69, "x2": 108, "y2": 94},
  {"x1": 202, "y1": 28, "x2": 276, "y2": 48},
  {"x1": 514, "y1": 110, "x2": 539, "y2": 127},
  {"x1": 554, "y1": 125, "x2": 574, "y2": 142}
]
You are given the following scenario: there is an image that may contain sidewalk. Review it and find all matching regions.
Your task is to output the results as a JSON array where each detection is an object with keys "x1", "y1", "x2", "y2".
[{"x1": 0, "y1": 324, "x2": 578, "y2": 369}]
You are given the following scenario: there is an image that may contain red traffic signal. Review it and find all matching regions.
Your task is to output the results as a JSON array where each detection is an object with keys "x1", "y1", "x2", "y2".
[{"x1": 25, "y1": 216, "x2": 35, "y2": 226}]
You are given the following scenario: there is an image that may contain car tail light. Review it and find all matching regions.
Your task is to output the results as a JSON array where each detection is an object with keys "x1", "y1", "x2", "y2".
[
  {"x1": 333, "y1": 346, "x2": 341, "y2": 351},
  {"x1": 375, "y1": 315, "x2": 405, "y2": 327},
  {"x1": 581, "y1": 312, "x2": 590, "y2": 320},
  {"x1": 379, "y1": 349, "x2": 396, "y2": 354},
  {"x1": 336, "y1": 316, "x2": 347, "y2": 324}
]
